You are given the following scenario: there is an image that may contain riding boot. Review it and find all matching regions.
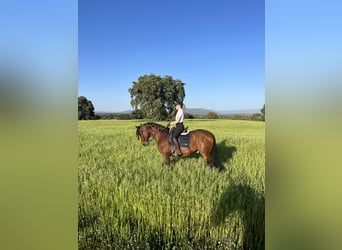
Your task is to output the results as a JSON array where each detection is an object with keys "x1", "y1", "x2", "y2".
[{"x1": 172, "y1": 138, "x2": 182, "y2": 156}]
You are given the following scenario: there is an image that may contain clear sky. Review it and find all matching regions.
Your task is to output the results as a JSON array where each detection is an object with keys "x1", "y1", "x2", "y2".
[{"x1": 79, "y1": 0, "x2": 264, "y2": 112}]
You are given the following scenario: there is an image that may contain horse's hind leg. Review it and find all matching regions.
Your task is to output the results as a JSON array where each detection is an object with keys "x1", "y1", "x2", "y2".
[{"x1": 200, "y1": 152, "x2": 211, "y2": 166}]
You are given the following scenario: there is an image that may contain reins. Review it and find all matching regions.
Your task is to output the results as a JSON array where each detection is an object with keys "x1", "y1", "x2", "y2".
[
  {"x1": 147, "y1": 127, "x2": 167, "y2": 142},
  {"x1": 147, "y1": 136, "x2": 154, "y2": 143}
]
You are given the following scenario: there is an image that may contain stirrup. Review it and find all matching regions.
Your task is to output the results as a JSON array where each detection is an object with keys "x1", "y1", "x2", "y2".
[{"x1": 172, "y1": 148, "x2": 182, "y2": 156}]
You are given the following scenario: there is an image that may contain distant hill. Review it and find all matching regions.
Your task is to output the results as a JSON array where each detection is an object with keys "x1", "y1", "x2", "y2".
[
  {"x1": 217, "y1": 109, "x2": 260, "y2": 115},
  {"x1": 186, "y1": 108, "x2": 215, "y2": 116},
  {"x1": 186, "y1": 108, "x2": 260, "y2": 116}
]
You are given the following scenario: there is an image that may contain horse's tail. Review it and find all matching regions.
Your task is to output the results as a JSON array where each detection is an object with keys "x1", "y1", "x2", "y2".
[{"x1": 210, "y1": 136, "x2": 225, "y2": 171}]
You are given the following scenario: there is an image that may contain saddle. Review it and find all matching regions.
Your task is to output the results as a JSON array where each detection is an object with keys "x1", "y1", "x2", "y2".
[
  {"x1": 181, "y1": 127, "x2": 189, "y2": 135},
  {"x1": 169, "y1": 127, "x2": 188, "y2": 135},
  {"x1": 168, "y1": 127, "x2": 190, "y2": 147}
]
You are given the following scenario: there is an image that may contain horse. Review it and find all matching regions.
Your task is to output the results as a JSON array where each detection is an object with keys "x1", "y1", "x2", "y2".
[{"x1": 135, "y1": 122, "x2": 224, "y2": 171}]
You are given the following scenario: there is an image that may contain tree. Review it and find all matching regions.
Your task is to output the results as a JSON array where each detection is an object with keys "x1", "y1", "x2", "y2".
[
  {"x1": 261, "y1": 104, "x2": 265, "y2": 121},
  {"x1": 131, "y1": 109, "x2": 143, "y2": 119},
  {"x1": 128, "y1": 74, "x2": 185, "y2": 120},
  {"x1": 78, "y1": 96, "x2": 95, "y2": 120},
  {"x1": 251, "y1": 113, "x2": 263, "y2": 121},
  {"x1": 205, "y1": 112, "x2": 219, "y2": 119}
]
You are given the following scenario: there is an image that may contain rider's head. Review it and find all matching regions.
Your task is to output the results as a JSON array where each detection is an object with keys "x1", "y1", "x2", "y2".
[{"x1": 176, "y1": 101, "x2": 183, "y2": 109}]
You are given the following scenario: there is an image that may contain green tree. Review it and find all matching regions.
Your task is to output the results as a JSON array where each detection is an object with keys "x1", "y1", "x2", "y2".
[
  {"x1": 251, "y1": 113, "x2": 262, "y2": 121},
  {"x1": 205, "y1": 111, "x2": 219, "y2": 119},
  {"x1": 261, "y1": 104, "x2": 265, "y2": 121},
  {"x1": 78, "y1": 96, "x2": 95, "y2": 120},
  {"x1": 131, "y1": 109, "x2": 143, "y2": 119},
  {"x1": 128, "y1": 74, "x2": 185, "y2": 120}
]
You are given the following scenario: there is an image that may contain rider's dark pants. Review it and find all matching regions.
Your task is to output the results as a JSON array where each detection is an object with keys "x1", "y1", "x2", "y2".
[{"x1": 173, "y1": 123, "x2": 184, "y2": 140}]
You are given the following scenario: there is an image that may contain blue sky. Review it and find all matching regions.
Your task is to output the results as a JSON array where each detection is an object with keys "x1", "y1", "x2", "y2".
[{"x1": 79, "y1": 0, "x2": 264, "y2": 112}]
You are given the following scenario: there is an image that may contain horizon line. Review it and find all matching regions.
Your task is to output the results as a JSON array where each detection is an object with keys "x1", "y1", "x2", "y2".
[{"x1": 95, "y1": 108, "x2": 261, "y2": 113}]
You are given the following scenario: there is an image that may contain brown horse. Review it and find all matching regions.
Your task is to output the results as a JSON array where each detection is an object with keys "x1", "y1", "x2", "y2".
[{"x1": 135, "y1": 122, "x2": 224, "y2": 171}]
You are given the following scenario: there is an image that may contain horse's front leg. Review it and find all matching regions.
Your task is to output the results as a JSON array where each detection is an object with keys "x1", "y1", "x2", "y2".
[{"x1": 162, "y1": 153, "x2": 171, "y2": 166}]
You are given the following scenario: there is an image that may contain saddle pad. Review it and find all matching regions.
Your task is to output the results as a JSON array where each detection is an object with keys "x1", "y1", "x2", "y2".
[
  {"x1": 179, "y1": 133, "x2": 190, "y2": 147},
  {"x1": 168, "y1": 132, "x2": 190, "y2": 148}
]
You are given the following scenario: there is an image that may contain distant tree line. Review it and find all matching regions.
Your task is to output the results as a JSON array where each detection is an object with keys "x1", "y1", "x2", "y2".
[
  {"x1": 88, "y1": 110, "x2": 264, "y2": 121},
  {"x1": 203, "y1": 105, "x2": 265, "y2": 121},
  {"x1": 219, "y1": 113, "x2": 264, "y2": 121},
  {"x1": 78, "y1": 95, "x2": 265, "y2": 122}
]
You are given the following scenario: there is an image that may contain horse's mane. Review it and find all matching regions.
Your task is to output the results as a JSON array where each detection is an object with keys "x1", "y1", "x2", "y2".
[
  {"x1": 136, "y1": 122, "x2": 168, "y2": 139},
  {"x1": 143, "y1": 122, "x2": 168, "y2": 132}
]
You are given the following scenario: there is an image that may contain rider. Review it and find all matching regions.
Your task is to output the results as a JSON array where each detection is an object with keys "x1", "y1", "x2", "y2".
[{"x1": 170, "y1": 101, "x2": 185, "y2": 156}]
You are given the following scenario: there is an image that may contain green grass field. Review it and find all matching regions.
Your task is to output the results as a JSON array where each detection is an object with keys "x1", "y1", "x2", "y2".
[{"x1": 78, "y1": 119, "x2": 265, "y2": 249}]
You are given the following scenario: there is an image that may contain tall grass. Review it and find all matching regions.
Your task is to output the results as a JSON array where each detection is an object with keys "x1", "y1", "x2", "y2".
[{"x1": 78, "y1": 119, "x2": 264, "y2": 249}]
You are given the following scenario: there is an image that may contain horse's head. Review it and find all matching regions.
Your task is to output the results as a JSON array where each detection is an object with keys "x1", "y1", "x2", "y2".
[{"x1": 136, "y1": 124, "x2": 150, "y2": 146}]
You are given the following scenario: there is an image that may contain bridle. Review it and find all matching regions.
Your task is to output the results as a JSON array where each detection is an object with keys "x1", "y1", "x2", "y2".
[
  {"x1": 142, "y1": 133, "x2": 154, "y2": 144},
  {"x1": 138, "y1": 125, "x2": 164, "y2": 145}
]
